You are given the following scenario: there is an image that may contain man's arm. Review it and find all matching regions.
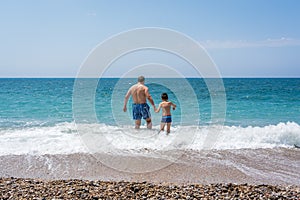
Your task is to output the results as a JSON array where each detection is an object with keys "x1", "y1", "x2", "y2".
[
  {"x1": 123, "y1": 88, "x2": 131, "y2": 112},
  {"x1": 145, "y1": 87, "x2": 155, "y2": 109}
]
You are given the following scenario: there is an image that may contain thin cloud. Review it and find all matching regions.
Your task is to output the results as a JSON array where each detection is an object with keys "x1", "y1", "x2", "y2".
[
  {"x1": 202, "y1": 38, "x2": 300, "y2": 49},
  {"x1": 87, "y1": 12, "x2": 97, "y2": 17}
]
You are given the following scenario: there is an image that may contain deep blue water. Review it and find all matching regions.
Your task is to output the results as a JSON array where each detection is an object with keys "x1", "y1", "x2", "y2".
[{"x1": 0, "y1": 78, "x2": 299, "y2": 128}]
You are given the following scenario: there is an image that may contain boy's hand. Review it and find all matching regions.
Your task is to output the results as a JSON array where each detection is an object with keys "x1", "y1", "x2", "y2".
[{"x1": 123, "y1": 106, "x2": 127, "y2": 112}]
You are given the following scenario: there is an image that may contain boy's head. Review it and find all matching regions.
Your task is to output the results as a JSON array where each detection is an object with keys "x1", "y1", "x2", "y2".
[{"x1": 161, "y1": 93, "x2": 168, "y2": 100}]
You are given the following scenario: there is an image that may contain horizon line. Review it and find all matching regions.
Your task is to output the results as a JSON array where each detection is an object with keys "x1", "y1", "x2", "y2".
[{"x1": 0, "y1": 76, "x2": 300, "y2": 79}]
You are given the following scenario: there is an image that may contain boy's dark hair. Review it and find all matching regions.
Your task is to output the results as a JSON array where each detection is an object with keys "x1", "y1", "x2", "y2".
[{"x1": 161, "y1": 93, "x2": 168, "y2": 100}]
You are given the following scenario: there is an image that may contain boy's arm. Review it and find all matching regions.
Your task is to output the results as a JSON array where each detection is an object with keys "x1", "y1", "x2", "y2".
[
  {"x1": 155, "y1": 103, "x2": 161, "y2": 113},
  {"x1": 171, "y1": 102, "x2": 176, "y2": 110}
]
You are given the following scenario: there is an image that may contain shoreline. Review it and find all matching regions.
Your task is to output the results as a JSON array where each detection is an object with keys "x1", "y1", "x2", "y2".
[
  {"x1": 1, "y1": 177, "x2": 299, "y2": 199},
  {"x1": 1, "y1": 148, "x2": 299, "y2": 186}
]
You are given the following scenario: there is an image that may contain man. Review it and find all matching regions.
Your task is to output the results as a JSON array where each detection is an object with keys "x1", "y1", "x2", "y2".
[{"x1": 123, "y1": 76, "x2": 156, "y2": 129}]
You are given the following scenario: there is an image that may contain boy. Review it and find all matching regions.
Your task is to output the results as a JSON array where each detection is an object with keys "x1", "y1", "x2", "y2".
[{"x1": 155, "y1": 93, "x2": 176, "y2": 134}]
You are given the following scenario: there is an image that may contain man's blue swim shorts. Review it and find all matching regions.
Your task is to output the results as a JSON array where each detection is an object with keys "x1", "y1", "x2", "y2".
[{"x1": 132, "y1": 103, "x2": 151, "y2": 120}]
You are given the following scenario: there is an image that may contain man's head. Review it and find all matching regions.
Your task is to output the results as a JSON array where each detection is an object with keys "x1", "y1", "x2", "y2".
[
  {"x1": 138, "y1": 76, "x2": 145, "y2": 83},
  {"x1": 161, "y1": 93, "x2": 168, "y2": 100}
]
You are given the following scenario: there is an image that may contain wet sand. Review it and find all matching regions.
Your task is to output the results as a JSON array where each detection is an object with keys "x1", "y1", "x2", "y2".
[
  {"x1": 0, "y1": 148, "x2": 299, "y2": 185},
  {"x1": 1, "y1": 148, "x2": 299, "y2": 199}
]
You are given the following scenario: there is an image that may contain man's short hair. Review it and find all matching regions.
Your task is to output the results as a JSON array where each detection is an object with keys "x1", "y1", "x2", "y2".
[{"x1": 138, "y1": 76, "x2": 145, "y2": 83}]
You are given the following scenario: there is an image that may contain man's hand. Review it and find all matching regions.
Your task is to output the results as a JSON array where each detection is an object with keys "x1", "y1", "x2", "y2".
[{"x1": 123, "y1": 105, "x2": 127, "y2": 112}]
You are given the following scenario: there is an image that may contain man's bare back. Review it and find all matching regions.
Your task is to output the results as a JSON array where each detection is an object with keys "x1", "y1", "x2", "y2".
[{"x1": 130, "y1": 83, "x2": 148, "y2": 104}]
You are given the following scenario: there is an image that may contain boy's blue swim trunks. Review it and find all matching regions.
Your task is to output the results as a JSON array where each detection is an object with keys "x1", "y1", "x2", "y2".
[
  {"x1": 132, "y1": 103, "x2": 151, "y2": 120},
  {"x1": 161, "y1": 115, "x2": 172, "y2": 123}
]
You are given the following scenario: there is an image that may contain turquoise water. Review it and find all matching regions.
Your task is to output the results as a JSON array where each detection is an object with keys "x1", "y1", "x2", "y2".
[
  {"x1": 0, "y1": 78, "x2": 300, "y2": 154},
  {"x1": 1, "y1": 78, "x2": 299, "y2": 185},
  {"x1": 0, "y1": 78, "x2": 74, "y2": 128},
  {"x1": 1, "y1": 78, "x2": 299, "y2": 127}
]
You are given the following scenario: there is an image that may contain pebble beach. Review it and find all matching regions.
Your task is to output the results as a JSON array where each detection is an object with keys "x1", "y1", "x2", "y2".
[
  {"x1": 1, "y1": 177, "x2": 300, "y2": 199},
  {"x1": 1, "y1": 148, "x2": 300, "y2": 199}
]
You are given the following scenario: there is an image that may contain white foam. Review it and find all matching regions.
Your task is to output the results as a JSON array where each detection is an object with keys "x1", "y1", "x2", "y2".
[
  {"x1": 0, "y1": 121, "x2": 299, "y2": 155},
  {"x1": 0, "y1": 122, "x2": 88, "y2": 155},
  {"x1": 213, "y1": 121, "x2": 300, "y2": 149}
]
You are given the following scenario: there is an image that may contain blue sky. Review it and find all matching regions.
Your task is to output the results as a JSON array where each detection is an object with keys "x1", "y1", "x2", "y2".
[{"x1": 0, "y1": 0, "x2": 299, "y2": 77}]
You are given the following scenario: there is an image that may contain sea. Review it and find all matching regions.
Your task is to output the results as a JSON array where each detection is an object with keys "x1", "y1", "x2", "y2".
[{"x1": 0, "y1": 78, "x2": 299, "y2": 184}]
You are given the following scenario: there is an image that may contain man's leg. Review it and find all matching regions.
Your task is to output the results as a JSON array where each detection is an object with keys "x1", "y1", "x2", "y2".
[
  {"x1": 142, "y1": 104, "x2": 152, "y2": 129},
  {"x1": 146, "y1": 118, "x2": 152, "y2": 129},
  {"x1": 135, "y1": 120, "x2": 141, "y2": 129}
]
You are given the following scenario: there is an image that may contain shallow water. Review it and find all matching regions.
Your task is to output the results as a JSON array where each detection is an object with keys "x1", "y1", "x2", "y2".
[
  {"x1": 1, "y1": 78, "x2": 300, "y2": 185},
  {"x1": 1, "y1": 148, "x2": 299, "y2": 185}
]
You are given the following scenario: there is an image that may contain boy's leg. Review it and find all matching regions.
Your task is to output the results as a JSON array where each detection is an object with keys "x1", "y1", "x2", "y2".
[
  {"x1": 160, "y1": 122, "x2": 165, "y2": 131},
  {"x1": 166, "y1": 123, "x2": 171, "y2": 134}
]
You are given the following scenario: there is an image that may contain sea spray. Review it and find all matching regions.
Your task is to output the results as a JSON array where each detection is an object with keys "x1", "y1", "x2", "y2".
[{"x1": 0, "y1": 122, "x2": 299, "y2": 155}]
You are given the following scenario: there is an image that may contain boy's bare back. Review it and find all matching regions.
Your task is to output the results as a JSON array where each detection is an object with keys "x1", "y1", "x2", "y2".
[{"x1": 159, "y1": 101, "x2": 174, "y2": 116}]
